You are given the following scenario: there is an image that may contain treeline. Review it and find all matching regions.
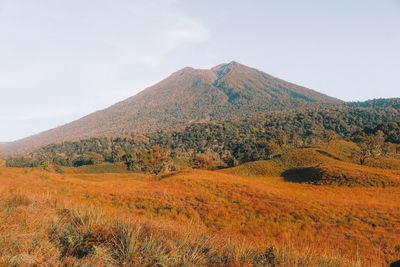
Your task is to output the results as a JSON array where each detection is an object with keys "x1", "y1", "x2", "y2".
[
  {"x1": 5, "y1": 104, "x2": 400, "y2": 170},
  {"x1": 359, "y1": 122, "x2": 400, "y2": 144}
]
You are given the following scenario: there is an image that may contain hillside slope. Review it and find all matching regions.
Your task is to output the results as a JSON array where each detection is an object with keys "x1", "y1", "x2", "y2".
[
  {"x1": 222, "y1": 142, "x2": 400, "y2": 187},
  {"x1": 1, "y1": 61, "x2": 342, "y2": 154},
  {"x1": 1, "y1": 159, "x2": 399, "y2": 265}
]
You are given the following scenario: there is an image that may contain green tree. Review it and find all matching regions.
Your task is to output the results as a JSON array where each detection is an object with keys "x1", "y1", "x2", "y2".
[
  {"x1": 220, "y1": 150, "x2": 238, "y2": 167},
  {"x1": 141, "y1": 145, "x2": 172, "y2": 175},
  {"x1": 357, "y1": 131, "x2": 385, "y2": 165},
  {"x1": 193, "y1": 150, "x2": 222, "y2": 169},
  {"x1": 193, "y1": 153, "x2": 214, "y2": 169},
  {"x1": 111, "y1": 146, "x2": 125, "y2": 162},
  {"x1": 265, "y1": 141, "x2": 282, "y2": 159},
  {"x1": 325, "y1": 130, "x2": 338, "y2": 147},
  {"x1": 122, "y1": 150, "x2": 142, "y2": 172},
  {"x1": 277, "y1": 132, "x2": 288, "y2": 150},
  {"x1": 291, "y1": 133, "x2": 303, "y2": 148},
  {"x1": 90, "y1": 152, "x2": 104, "y2": 165}
]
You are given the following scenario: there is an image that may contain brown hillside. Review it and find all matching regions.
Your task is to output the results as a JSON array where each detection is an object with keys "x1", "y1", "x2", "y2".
[
  {"x1": 1, "y1": 61, "x2": 342, "y2": 154},
  {"x1": 223, "y1": 144, "x2": 400, "y2": 187},
  {"x1": 1, "y1": 165, "x2": 399, "y2": 265}
]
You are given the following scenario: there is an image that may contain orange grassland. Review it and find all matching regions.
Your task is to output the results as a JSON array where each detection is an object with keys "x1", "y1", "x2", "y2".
[{"x1": 1, "y1": 143, "x2": 400, "y2": 266}]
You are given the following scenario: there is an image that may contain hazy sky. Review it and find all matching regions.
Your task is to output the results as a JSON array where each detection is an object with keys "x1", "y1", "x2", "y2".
[{"x1": 1, "y1": 0, "x2": 399, "y2": 142}]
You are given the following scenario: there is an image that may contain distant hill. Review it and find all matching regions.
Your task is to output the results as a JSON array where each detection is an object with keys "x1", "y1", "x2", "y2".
[
  {"x1": 348, "y1": 98, "x2": 400, "y2": 109},
  {"x1": 0, "y1": 61, "x2": 343, "y2": 154}
]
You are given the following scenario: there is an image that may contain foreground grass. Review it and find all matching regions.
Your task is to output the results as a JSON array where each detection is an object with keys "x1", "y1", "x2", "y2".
[
  {"x1": 0, "y1": 197, "x2": 361, "y2": 266},
  {"x1": 0, "y1": 144, "x2": 399, "y2": 266}
]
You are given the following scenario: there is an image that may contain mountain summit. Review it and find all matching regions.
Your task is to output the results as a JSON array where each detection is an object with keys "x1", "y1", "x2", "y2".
[{"x1": 1, "y1": 61, "x2": 342, "y2": 153}]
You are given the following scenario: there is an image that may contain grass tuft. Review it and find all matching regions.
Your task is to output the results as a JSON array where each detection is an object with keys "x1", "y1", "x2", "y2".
[{"x1": 2, "y1": 195, "x2": 31, "y2": 211}]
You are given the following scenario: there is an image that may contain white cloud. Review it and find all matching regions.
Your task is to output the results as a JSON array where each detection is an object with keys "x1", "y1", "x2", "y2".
[
  {"x1": 0, "y1": 0, "x2": 212, "y2": 140},
  {"x1": 0, "y1": 0, "x2": 211, "y2": 67}
]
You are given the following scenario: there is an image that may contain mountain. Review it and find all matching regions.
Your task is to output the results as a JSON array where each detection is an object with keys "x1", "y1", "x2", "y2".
[{"x1": 1, "y1": 61, "x2": 342, "y2": 154}]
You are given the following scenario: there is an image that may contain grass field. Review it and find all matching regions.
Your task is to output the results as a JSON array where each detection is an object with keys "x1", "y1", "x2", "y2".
[{"x1": 1, "y1": 143, "x2": 400, "y2": 266}]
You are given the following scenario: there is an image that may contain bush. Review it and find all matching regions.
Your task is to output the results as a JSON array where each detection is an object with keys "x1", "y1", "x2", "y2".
[{"x1": 47, "y1": 207, "x2": 288, "y2": 266}]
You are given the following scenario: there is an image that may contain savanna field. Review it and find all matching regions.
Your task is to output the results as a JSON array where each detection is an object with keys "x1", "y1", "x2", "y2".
[
  {"x1": 2, "y1": 1, "x2": 400, "y2": 266},
  {"x1": 0, "y1": 1, "x2": 399, "y2": 266},
  {"x1": 1, "y1": 141, "x2": 400, "y2": 266}
]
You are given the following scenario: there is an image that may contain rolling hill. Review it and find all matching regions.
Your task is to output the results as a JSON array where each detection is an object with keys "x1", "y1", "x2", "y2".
[
  {"x1": 1, "y1": 141, "x2": 400, "y2": 265},
  {"x1": 0, "y1": 61, "x2": 342, "y2": 154}
]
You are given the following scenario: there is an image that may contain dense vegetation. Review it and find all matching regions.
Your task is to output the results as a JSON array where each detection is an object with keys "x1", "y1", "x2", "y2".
[{"x1": 6, "y1": 102, "x2": 400, "y2": 171}]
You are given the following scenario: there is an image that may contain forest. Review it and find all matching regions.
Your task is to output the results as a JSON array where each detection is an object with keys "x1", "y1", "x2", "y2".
[{"x1": 5, "y1": 103, "x2": 400, "y2": 173}]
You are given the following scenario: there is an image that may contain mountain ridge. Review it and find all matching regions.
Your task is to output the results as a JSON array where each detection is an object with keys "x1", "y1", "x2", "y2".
[{"x1": 1, "y1": 61, "x2": 343, "y2": 154}]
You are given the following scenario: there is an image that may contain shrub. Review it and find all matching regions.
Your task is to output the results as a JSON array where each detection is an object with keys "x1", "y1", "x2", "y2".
[{"x1": 47, "y1": 207, "x2": 290, "y2": 266}]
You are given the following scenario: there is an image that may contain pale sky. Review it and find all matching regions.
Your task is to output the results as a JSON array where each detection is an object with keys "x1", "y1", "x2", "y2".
[{"x1": 1, "y1": 0, "x2": 399, "y2": 142}]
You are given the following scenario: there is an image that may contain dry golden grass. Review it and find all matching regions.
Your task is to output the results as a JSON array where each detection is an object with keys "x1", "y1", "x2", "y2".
[
  {"x1": 220, "y1": 160, "x2": 283, "y2": 177},
  {"x1": 59, "y1": 162, "x2": 128, "y2": 174},
  {"x1": 1, "y1": 144, "x2": 400, "y2": 266},
  {"x1": 365, "y1": 158, "x2": 400, "y2": 170}
]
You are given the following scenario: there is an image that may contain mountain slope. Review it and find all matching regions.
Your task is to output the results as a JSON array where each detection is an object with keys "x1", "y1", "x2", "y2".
[{"x1": 1, "y1": 61, "x2": 342, "y2": 154}]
